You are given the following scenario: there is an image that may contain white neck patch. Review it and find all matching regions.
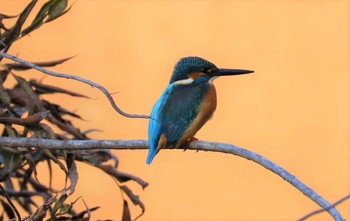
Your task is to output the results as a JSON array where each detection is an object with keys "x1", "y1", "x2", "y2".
[
  {"x1": 174, "y1": 78, "x2": 194, "y2": 85},
  {"x1": 209, "y1": 76, "x2": 218, "y2": 84}
]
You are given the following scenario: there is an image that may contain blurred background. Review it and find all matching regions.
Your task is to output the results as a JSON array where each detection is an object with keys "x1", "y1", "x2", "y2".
[{"x1": 2, "y1": 0, "x2": 349, "y2": 220}]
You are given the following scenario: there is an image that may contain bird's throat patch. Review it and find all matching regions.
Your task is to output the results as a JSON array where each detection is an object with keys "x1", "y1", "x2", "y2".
[{"x1": 174, "y1": 78, "x2": 194, "y2": 85}]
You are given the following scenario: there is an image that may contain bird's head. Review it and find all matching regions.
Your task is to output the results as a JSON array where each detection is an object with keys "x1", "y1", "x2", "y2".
[{"x1": 169, "y1": 56, "x2": 253, "y2": 85}]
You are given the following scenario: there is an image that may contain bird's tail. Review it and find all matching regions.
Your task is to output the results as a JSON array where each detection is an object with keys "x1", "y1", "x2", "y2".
[{"x1": 146, "y1": 147, "x2": 158, "y2": 165}]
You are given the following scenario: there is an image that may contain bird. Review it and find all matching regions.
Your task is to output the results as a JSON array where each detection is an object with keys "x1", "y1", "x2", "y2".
[{"x1": 147, "y1": 56, "x2": 253, "y2": 164}]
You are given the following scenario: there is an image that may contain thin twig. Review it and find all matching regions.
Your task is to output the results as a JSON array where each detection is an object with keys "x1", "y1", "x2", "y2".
[
  {"x1": 0, "y1": 183, "x2": 22, "y2": 221},
  {"x1": 0, "y1": 111, "x2": 49, "y2": 125},
  {"x1": 0, "y1": 137, "x2": 345, "y2": 221},
  {"x1": 0, "y1": 39, "x2": 7, "y2": 48},
  {"x1": 0, "y1": 51, "x2": 149, "y2": 119},
  {"x1": 298, "y1": 193, "x2": 350, "y2": 221},
  {"x1": 81, "y1": 198, "x2": 91, "y2": 220},
  {"x1": 0, "y1": 189, "x2": 48, "y2": 199}
]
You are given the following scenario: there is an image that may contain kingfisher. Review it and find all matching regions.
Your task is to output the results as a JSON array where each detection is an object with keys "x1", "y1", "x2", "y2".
[{"x1": 147, "y1": 56, "x2": 253, "y2": 164}]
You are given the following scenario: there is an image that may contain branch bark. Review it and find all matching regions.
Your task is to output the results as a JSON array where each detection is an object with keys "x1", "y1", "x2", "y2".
[
  {"x1": 0, "y1": 51, "x2": 149, "y2": 119},
  {"x1": 298, "y1": 194, "x2": 350, "y2": 221},
  {"x1": 0, "y1": 137, "x2": 345, "y2": 221}
]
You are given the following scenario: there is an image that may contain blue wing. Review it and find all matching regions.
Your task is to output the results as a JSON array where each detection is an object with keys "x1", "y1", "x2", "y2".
[{"x1": 147, "y1": 83, "x2": 208, "y2": 164}]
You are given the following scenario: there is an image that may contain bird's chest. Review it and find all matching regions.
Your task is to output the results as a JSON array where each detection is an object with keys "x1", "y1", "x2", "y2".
[
  {"x1": 172, "y1": 83, "x2": 217, "y2": 145},
  {"x1": 199, "y1": 84, "x2": 217, "y2": 117},
  {"x1": 172, "y1": 83, "x2": 216, "y2": 112},
  {"x1": 171, "y1": 83, "x2": 217, "y2": 122}
]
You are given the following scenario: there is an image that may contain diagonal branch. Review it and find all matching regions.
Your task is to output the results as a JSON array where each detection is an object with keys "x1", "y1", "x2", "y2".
[
  {"x1": 0, "y1": 51, "x2": 149, "y2": 119},
  {"x1": 0, "y1": 137, "x2": 345, "y2": 221},
  {"x1": 298, "y1": 193, "x2": 350, "y2": 221}
]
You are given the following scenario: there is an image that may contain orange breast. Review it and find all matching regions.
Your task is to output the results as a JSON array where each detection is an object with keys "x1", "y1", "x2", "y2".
[{"x1": 175, "y1": 83, "x2": 217, "y2": 147}]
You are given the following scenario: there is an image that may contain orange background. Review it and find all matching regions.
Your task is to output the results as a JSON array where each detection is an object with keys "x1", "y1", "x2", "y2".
[{"x1": 3, "y1": 1, "x2": 349, "y2": 220}]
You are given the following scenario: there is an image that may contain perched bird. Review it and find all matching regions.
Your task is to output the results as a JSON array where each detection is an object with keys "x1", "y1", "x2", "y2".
[{"x1": 147, "y1": 56, "x2": 253, "y2": 164}]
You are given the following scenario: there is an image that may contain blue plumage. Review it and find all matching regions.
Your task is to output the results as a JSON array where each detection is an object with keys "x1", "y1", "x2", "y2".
[
  {"x1": 147, "y1": 82, "x2": 209, "y2": 164},
  {"x1": 170, "y1": 56, "x2": 216, "y2": 83},
  {"x1": 146, "y1": 56, "x2": 253, "y2": 164}
]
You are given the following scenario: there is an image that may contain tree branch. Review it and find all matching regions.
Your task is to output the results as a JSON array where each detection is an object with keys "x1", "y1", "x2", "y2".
[
  {"x1": 298, "y1": 193, "x2": 350, "y2": 221},
  {"x1": 0, "y1": 137, "x2": 345, "y2": 221},
  {"x1": 0, "y1": 51, "x2": 149, "y2": 119}
]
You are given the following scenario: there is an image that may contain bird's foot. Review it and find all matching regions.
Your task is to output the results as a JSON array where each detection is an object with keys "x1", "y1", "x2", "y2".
[
  {"x1": 181, "y1": 137, "x2": 199, "y2": 152},
  {"x1": 189, "y1": 137, "x2": 200, "y2": 152},
  {"x1": 189, "y1": 137, "x2": 198, "y2": 142}
]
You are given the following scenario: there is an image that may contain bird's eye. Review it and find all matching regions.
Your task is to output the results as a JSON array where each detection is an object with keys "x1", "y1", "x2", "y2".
[
  {"x1": 201, "y1": 68, "x2": 216, "y2": 73},
  {"x1": 201, "y1": 68, "x2": 208, "y2": 73}
]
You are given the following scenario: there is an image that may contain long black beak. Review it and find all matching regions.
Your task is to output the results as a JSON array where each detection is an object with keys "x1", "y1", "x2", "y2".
[{"x1": 211, "y1": 68, "x2": 254, "y2": 76}]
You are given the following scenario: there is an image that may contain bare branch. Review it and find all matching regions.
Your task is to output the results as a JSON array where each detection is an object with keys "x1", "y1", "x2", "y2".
[
  {"x1": 0, "y1": 111, "x2": 49, "y2": 126},
  {"x1": 0, "y1": 51, "x2": 149, "y2": 119},
  {"x1": 0, "y1": 137, "x2": 345, "y2": 221},
  {"x1": 299, "y1": 193, "x2": 350, "y2": 221}
]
